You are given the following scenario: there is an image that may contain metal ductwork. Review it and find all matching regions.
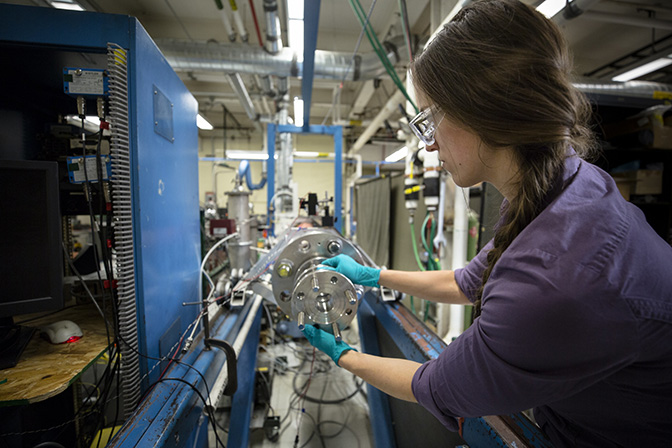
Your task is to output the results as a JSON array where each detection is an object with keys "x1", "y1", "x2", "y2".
[
  {"x1": 572, "y1": 76, "x2": 672, "y2": 99},
  {"x1": 157, "y1": 38, "x2": 407, "y2": 81},
  {"x1": 263, "y1": 0, "x2": 283, "y2": 54}
]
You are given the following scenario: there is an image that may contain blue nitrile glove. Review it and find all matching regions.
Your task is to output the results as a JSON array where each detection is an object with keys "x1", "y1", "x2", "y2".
[
  {"x1": 319, "y1": 254, "x2": 380, "y2": 287},
  {"x1": 301, "y1": 324, "x2": 356, "y2": 365}
]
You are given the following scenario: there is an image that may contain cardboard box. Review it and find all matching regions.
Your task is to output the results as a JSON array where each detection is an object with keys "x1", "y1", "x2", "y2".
[
  {"x1": 602, "y1": 105, "x2": 672, "y2": 150},
  {"x1": 613, "y1": 169, "x2": 663, "y2": 198}
]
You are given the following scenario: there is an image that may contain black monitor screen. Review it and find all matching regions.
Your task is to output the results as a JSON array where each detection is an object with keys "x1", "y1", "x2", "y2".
[{"x1": 0, "y1": 159, "x2": 63, "y2": 318}]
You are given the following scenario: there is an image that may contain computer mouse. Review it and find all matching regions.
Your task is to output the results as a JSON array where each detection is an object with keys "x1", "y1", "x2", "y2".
[{"x1": 40, "y1": 320, "x2": 83, "y2": 344}]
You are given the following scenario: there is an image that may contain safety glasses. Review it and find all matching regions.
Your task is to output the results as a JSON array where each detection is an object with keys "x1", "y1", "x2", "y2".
[{"x1": 409, "y1": 107, "x2": 444, "y2": 146}]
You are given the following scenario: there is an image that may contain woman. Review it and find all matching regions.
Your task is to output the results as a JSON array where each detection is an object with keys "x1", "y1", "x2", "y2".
[{"x1": 302, "y1": 0, "x2": 672, "y2": 446}]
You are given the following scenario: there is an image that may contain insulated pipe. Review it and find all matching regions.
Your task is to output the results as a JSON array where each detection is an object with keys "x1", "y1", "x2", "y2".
[
  {"x1": 213, "y1": 0, "x2": 236, "y2": 42},
  {"x1": 263, "y1": 0, "x2": 283, "y2": 54},
  {"x1": 227, "y1": 73, "x2": 258, "y2": 121},
  {"x1": 443, "y1": 185, "x2": 469, "y2": 344},
  {"x1": 229, "y1": 0, "x2": 249, "y2": 42},
  {"x1": 349, "y1": 89, "x2": 405, "y2": 154},
  {"x1": 158, "y1": 38, "x2": 404, "y2": 81}
]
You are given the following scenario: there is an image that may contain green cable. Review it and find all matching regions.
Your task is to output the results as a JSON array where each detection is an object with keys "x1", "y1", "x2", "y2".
[
  {"x1": 349, "y1": 0, "x2": 401, "y2": 89},
  {"x1": 349, "y1": 0, "x2": 419, "y2": 112}
]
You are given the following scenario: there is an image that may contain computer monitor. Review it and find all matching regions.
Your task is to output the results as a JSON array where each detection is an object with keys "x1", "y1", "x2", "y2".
[{"x1": 0, "y1": 159, "x2": 64, "y2": 368}]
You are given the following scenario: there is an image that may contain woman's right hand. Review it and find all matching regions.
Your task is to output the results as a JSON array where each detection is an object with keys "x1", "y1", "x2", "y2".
[{"x1": 319, "y1": 254, "x2": 381, "y2": 287}]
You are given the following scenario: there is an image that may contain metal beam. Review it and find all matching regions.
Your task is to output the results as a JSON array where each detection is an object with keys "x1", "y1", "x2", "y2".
[{"x1": 302, "y1": 0, "x2": 321, "y2": 131}]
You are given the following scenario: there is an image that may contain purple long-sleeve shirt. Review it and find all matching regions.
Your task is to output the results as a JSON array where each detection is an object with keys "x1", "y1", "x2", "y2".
[{"x1": 411, "y1": 153, "x2": 672, "y2": 447}]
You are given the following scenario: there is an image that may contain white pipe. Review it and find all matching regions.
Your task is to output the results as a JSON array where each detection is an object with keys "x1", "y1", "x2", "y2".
[
  {"x1": 344, "y1": 154, "x2": 362, "y2": 238},
  {"x1": 230, "y1": 0, "x2": 249, "y2": 42},
  {"x1": 443, "y1": 184, "x2": 469, "y2": 344},
  {"x1": 218, "y1": 6, "x2": 236, "y2": 42},
  {"x1": 207, "y1": 294, "x2": 263, "y2": 410},
  {"x1": 349, "y1": 90, "x2": 405, "y2": 155}
]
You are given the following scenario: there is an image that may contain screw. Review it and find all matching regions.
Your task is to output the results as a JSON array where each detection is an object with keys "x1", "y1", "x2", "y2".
[
  {"x1": 332, "y1": 323, "x2": 342, "y2": 341},
  {"x1": 345, "y1": 289, "x2": 357, "y2": 305},
  {"x1": 327, "y1": 240, "x2": 341, "y2": 254},
  {"x1": 277, "y1": 260, "x2": 293, "y2": 278},
  {"x1": 311, "y1": 273, "x2": 319, "y2": 292},
  {"x1": 75, "y1": 69, "x2": 82, "y2": 76},
  {"x1": 299, "y1": 240, "x2": 310, "y2": 252},
  {"x1": 297, "y1": 311, "x2": 305, "y2": 330}
]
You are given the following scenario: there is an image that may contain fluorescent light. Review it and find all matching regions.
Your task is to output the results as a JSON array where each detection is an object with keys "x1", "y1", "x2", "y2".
[
  {"x1": 295, "y1": 151, "x2": 332, "y2": 158},
  {"x1": 226, "y1": 150, "x2": 269, "y2": 160},
  {"x1": 287, "y1": 0, "x2": 304, "y2": 20},
  {"x1": 50, "y1": 1, "x2": 85, "y2": 11},
  {"x1": 288, "y1": 19, "x2": 304, "y2": 56},
  {"x1": 385, "y1": 146, "x2": 408, "y2": 162},
  {"x1": 197, "y1": 113, "x2": 214, "y2": 130},
  {"x1": 612, "y1": 57, "x2": 672, "y2": 82},
  {"x1": 536, "y1": 0, "x2": 569, "y2": 19},
  {"x1": 293, "y1": 97, "x2": 304, "y2": 128}
]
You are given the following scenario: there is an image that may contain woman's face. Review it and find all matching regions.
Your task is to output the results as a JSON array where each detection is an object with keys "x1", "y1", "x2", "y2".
[{"x1": 424, "y1": 113, "x2": 488, "y2": 188}]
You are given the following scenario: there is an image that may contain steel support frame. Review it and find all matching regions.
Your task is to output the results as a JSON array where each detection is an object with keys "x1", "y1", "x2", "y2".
[
  {"x1": 359, "y1": 292, "x2": 553, "y2": 448},
  {"x1": 266, "y1": 123, "x2": 343, "y2": 233}
]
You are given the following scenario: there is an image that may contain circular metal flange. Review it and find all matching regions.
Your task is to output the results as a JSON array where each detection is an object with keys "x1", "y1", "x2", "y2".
[
  {"x1": 271, "y1": 228, "x2": 364, "y2": 330},
  {"x1": 291, "y1": 269, "x2": 358, "y2": 330}
]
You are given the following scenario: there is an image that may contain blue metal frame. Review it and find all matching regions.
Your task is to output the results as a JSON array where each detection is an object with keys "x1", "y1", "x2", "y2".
[
  {"x1": 266, "y1": 124, "x2": 343, "y2": 233},
  {"x1": 359, "y1": 293, "x2": 554, "y2": 448},
  {"x1": 301, "y1": 0, "x2": 321, "y2": 132}
]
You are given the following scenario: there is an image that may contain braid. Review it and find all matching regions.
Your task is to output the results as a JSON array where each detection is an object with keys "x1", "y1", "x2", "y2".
[{"x1": 473, "y1": 144, "x2": 566, "y2": 317}]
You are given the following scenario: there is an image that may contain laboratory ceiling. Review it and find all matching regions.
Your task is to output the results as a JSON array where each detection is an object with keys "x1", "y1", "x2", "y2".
[{"x1": 3, "y1": 0, "x2": 672, "y2": 152}]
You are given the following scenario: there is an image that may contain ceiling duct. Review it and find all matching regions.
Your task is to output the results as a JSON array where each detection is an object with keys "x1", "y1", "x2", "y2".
[{"x1": 158, "y1": 37, "x2": 408, "y2": 81}]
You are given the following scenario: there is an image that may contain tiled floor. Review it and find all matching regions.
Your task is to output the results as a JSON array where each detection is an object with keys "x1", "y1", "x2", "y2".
[{"x1": 211, "y1": 321, "x2": 374, "y2": 448}]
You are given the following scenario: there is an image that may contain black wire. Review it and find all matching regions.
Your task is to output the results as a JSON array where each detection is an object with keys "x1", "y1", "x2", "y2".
[
  {"x1": 151, "y1": 377, "x2": 226, "y2": 448},
  {"x1": 292, "y1": 369, "x2": 364, "y2": 404}
]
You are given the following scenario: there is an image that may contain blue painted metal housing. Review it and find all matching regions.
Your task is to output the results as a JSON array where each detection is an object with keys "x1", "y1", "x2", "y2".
[
  {"x1": 359, "y1": 292, "x2": 554, "y2": 448},
  {"x1": 266, "y1": 124, "x2": 343, "y2": 233},
  {"x1": 0, "y1": 3, "x2": 201, "y2": 389}
]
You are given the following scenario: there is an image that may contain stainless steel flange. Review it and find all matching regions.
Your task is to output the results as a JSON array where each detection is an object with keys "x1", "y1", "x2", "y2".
[{"x1": 271, "y1": 228, "x2": 364, "y2": 335}]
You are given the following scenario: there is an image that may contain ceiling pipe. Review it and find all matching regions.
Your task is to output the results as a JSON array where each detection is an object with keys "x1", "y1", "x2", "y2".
[
  {"x1": 229, "y1": 0, "x2": 249, "y2": 42},
  {"x1": 228, "y1": 73, "x2": 262, "y2": 131},
  {"x1": 263, "y1": 0, "x2": 283, "y2": 54},
  {"x1": 158, "y1": 37, "x2": 407, "y2": 81},
  {"x1": 213, "y1": 0, "x2": 236, "y2": 42},
  {"x1": 572, "y1": 76, "x2": 672, "y2": 96},
  {"x1": 581, "y1": 10, "x2": 672, "y2": 30},
  {"x1": 349, "y1": 89, "x2": 405, "y2": 155}
]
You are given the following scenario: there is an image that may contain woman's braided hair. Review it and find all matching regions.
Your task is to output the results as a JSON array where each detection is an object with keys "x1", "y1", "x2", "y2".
[{"x1": 411, "y1": 0, "x2": 596, "y2": 317}]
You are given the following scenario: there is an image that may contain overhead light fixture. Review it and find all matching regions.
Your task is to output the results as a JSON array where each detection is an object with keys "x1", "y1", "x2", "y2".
[
  {"x1": 535, "y1": 0, "x2": 570, "y2": 19},
  {"x1": 226, "y1": 150, "x2": 269, "y2": 160},
  {"x1": 385, "y1": 146, "x2": 408, "y2": 162},
  {"x1": 197, "y1": 113, "x2": 214, "y2": 130},
  {"x1": 293, "y1": 97, "x2": 304, "y2": 128},
  {"x1": 612, "y1": 57, "x2": 672, "y2": 82},
  {"x1": 50, "y1": 1, "x2": 85, "y2": 11}
]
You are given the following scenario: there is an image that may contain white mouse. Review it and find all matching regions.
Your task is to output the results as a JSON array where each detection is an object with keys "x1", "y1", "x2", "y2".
[{"x1": 41, "y1": 320, "x2": 83, "y2": 344}]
